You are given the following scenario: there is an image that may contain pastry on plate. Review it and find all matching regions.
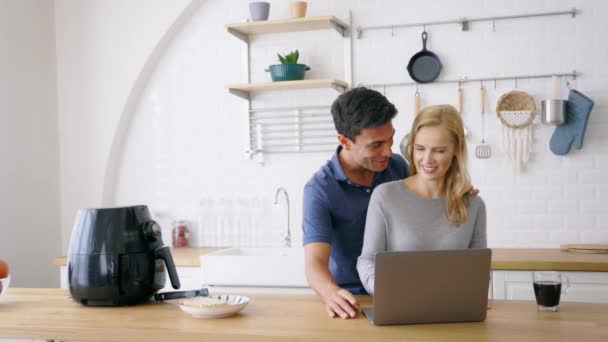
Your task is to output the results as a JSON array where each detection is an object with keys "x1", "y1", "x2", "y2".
[{"x1": 181, "y1": 296, "x2": 228, "y2": 308}]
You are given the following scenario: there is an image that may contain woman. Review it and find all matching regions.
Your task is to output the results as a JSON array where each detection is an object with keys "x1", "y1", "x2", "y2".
[{"x1": 356, "y1": 104, "x2": 486, "y2": 295}]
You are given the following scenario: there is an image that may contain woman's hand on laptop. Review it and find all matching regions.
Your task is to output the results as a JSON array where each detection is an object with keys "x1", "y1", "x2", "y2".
[{"x1": 323, "y1": 288, "x2": 360, "y2": 319}]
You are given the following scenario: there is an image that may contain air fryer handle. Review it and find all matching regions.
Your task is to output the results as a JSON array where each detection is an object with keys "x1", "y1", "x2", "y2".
[{"x1": 155, "y1": 246, "x2": 181, "y2": 289}]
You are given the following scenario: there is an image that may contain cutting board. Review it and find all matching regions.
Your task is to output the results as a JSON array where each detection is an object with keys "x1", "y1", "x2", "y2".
[{"x1": 560, "y1": 244, "x2": 608, "y2": 254}]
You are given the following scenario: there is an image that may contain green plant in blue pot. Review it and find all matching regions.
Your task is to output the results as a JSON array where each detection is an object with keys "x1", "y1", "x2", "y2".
[{"x1": 265, "y1": 50, "x2": 310, "y2": 82}]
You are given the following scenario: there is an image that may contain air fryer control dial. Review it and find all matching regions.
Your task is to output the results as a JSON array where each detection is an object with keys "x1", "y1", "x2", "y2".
[{"x1": 142, "y1": 221, "x2": 161, "y2": 241}]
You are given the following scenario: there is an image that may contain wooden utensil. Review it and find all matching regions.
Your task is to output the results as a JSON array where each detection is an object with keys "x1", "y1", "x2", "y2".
[
  {"x1": 560, "y1": 244, "x2": 608, "y2": 254},
  {"x1": 476, "y1": 85, "x2": 491, "y2": 158},
  {"x1": 401, "y1": 89, "x2": 421, "y2": 154},
  {"x1": 457, "y1": 85, "x2": 469, "y2": 136},
  {"x1": 414, "y1": 90, "x2": 421, "y2": 116}
]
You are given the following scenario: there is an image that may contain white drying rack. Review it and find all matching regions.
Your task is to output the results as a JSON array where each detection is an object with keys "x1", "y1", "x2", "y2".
[{"x1": 246, "y1": 105, "x2": 336, "y2": 164}]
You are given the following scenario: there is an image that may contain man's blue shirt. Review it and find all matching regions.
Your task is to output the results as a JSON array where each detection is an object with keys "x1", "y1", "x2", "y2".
[{"x1": 302, "y1": 146, "x2": 409, "y2": 294}]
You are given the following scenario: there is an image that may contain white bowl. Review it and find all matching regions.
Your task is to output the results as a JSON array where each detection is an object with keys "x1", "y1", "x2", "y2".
[
  {"x1": 179, "y1": 294, "x2": 249, "y2": 319},
  {"x1": 0, "y1": 276, "x2": 10, "y2": 297}
]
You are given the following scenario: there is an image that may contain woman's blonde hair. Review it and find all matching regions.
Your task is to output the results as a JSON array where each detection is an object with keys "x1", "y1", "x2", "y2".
[{"x1": 403, "y1": 104, "x2": 471, "y2": 225}]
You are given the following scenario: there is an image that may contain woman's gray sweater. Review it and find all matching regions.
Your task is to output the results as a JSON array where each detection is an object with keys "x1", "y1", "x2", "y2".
[{"x1": 356, "y1": 180, "x2": 487, "y2": 295}]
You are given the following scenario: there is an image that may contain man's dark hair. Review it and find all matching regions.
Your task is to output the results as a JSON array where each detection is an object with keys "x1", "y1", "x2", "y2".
[{"x1": 330, "y1": 87, "x2": 397, "y2": 142}]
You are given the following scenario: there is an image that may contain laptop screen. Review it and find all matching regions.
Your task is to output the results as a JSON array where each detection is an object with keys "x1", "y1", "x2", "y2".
[{"x1": 366, "y1": 248, "x2": 491, "y2": 325}]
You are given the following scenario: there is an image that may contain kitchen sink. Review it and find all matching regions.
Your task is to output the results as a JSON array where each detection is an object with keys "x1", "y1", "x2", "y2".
[{"x1": 199, "y1": 247, "x2": 308, "y2": 287}]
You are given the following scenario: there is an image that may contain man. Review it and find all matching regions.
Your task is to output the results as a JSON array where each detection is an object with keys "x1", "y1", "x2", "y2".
[{"x1": 302, "y1": 87, "x2": 408, "y2": 319}]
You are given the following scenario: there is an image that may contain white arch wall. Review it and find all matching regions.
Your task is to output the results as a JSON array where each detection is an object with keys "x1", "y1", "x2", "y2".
[
  {"x1": 55, "y1": 0, "x2": 193, "y2": 250},
  {"x1": 101, "y1": 1, "x2": 206, "y2": 207}
]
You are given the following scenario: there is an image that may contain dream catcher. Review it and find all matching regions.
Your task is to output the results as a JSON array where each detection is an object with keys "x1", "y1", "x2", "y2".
[{"x1": 496, "y1": 91, "x2": 536, "y2": 172}]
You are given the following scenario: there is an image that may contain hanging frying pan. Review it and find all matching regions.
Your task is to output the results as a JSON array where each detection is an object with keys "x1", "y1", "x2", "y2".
[{"x1": 407, "y1": 31, "x2": 442, "y2": 83}]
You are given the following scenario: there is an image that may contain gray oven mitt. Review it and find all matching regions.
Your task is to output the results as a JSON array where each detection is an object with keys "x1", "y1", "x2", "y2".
[{"x1": 549, "y1": 89, "x2": 594, "y2": 156}]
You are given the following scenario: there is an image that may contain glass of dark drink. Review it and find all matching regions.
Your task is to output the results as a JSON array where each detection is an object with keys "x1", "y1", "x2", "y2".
[{"x1": 532, "y1": 271, "x2": 569, "y2": 312}]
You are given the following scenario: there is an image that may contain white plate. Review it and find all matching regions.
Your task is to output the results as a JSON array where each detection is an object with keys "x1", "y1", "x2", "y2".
[{"x1": 179, "y1": 294, "x2": 250, "y2": 319}]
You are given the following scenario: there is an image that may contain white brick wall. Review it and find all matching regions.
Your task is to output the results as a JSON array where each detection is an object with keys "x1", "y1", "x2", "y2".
[{"x1": 114, "y1": 0, "x2": 607, "y2": 248}]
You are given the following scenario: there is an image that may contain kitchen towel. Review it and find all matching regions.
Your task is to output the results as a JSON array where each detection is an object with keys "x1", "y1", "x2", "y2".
[{"x1": 549, "y1": 89, "x2": 594, "y2": 156}]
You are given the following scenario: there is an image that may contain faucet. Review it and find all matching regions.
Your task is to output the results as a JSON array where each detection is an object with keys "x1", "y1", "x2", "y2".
[{"x1": 274, "y1": 187, "x2": 291, "y2": 248}]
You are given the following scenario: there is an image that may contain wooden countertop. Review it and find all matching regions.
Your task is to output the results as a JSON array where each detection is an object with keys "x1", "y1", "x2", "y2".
[
  {"x1": 492, "y1": 248, "x2": 608, "y2": 271},
  {"x1": 53, "y1": 248, "x2": 608, "y2": 271},
  {"x1": 1, "y1": 288, "x2": 607, "y2": 341}
]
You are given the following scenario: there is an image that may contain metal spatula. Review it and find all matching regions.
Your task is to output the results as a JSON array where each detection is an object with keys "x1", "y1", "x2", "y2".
[{"x1": 476, "y1": 85, "x2": 492, "y2": 159}]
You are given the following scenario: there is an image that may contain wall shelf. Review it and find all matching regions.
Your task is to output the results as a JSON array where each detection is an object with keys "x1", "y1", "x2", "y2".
[
  {"x1": 225, "y1": 12, "x2": 352, "y2": 164},
  {"x1": 226, "y1": 16, "x2": 349, "y2": 42},
  {"x1": 226, "y1": 79, "x2": 350, "y2": 100}
]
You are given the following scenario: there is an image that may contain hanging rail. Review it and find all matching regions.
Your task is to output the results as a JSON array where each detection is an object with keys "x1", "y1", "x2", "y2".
[
  {"x1": 356, "y1": 8, "x2": 577, "y2": 38},
  {"x1": 361, "y1": 71, "x2": 578, "y2": 89}
]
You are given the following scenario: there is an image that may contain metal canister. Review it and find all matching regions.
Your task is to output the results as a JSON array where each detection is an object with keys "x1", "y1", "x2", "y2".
[{"x1": 541, "y1": 99, "x2": 566, "y2": 125}]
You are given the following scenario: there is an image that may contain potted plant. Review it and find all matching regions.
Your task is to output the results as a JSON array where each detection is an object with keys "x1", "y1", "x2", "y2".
[
  {"x1": 289, "y1": 1, "x2": 307, "y2": 18},
  {"x1": 265, "y1": 50, "x2": 310, "y2": 82},
  {"x1": 249, "y1": 1, "x2": 270, "y2": 21}
]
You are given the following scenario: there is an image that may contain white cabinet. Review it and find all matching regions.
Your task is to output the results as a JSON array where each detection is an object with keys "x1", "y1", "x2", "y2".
[
  {"x1": 162, "y1": 267, "x2": 202, "y2": 291},
  {"x1": 492, "y1": 270, "x2": 608, "y2": 303},
  {"x1": 491, "y1": 271, "x2": 537, "y2": 301},
  {"x1": 59, "y1": 265, "x2": 67, "y2": 289}
]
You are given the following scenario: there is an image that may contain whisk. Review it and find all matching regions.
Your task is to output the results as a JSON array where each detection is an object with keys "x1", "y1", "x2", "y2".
[{"x1": 475, "y1": 84, "x2": 491, "y2": 159}]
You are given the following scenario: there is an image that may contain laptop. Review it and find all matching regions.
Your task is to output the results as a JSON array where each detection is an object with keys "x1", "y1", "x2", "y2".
[{"x1": 362, "y1": 248, "x2": 492, "y2": 326}]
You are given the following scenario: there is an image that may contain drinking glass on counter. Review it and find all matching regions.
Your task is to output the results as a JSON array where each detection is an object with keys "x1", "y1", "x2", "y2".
[{"x1": 533, "y1": 271, "x2": 569, "y2": 312}]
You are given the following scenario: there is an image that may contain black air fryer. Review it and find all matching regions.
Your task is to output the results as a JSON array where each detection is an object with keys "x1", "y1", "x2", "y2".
[{"x1": 68, "y1": 205, "x2": 180, "y2": 306}]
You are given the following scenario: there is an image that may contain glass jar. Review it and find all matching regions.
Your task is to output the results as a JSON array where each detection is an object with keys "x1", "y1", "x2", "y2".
[{"x1": 171, "y1": 220, "x2": 191, "y2": 248}]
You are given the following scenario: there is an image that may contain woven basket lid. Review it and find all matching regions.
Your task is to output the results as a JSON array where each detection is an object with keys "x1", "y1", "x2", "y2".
[{"x1": 496, "y1": 90, "x2": 536, "y2": 128}]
